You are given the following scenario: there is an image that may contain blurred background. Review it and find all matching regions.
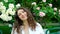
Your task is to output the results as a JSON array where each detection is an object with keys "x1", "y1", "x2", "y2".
[{"x1": 0, "y1": 0, "x2": 60, "y2": 34}]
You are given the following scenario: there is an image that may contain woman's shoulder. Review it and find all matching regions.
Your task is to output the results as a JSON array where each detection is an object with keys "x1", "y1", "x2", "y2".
[
  {"x1": 35, "y1": 22, "x2": 45, "y2": 34},
  {"x1": 36, "y1": 22, "x2": 43, "y2": 31},
  {"x1": 36, "y1": 22, "x2": 42, "y2": 27}
]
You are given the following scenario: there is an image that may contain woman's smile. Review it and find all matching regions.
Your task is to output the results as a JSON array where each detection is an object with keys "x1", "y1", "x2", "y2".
[{"x1": 21, "y1": 15, "x2": 25, "y2": 18}]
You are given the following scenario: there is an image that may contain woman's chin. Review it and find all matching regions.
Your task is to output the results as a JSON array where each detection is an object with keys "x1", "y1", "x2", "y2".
[{"x1": 21, "y1": 18, "x2": 27, "y2": 21}]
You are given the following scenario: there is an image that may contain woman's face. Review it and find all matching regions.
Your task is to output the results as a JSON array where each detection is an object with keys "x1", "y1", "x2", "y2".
[{"x1": 17, "y1": 9, "x2": 28, "y2": 21}]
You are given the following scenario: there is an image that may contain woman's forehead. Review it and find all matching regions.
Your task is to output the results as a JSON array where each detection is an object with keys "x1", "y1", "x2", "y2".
[
  {"x1": 18, "y1": 9, "x2": 24, "y2": 12},
  {"x1": 17, "y1": 9, "x2": 24, "y2": 13}
]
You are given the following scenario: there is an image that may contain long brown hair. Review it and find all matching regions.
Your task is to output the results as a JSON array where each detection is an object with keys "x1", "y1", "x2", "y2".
[{"x1": 13, "y1": 7, "x2": 37, "y2": 34}]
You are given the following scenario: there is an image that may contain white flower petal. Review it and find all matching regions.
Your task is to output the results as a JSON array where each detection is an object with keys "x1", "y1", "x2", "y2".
[{"x1": 8, "y1": 24, "x2": 12, "y2": 27}]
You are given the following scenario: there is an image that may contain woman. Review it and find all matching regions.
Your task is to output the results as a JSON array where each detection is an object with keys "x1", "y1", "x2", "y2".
[{"x1": 11, "y1": 7, "x2": 45, "y2": 34}]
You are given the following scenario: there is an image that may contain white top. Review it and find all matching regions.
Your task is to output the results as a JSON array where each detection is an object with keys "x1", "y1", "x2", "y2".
[{"x1": 11, "y1": 23, "x2": 45, "y2": 34}]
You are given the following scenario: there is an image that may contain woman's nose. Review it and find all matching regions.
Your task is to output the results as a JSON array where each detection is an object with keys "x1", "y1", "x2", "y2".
[
  {"x1": 21, "y1": 13, "x2": 25, "y2": 16},
  {"x1": 21, "y1": 13, "x2": 24, "y2": 15}
]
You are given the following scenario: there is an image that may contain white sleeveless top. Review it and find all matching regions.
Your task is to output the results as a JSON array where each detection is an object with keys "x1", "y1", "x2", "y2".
[{"x1": 11, "y1": 23, "x2": 45, "y2": 34}]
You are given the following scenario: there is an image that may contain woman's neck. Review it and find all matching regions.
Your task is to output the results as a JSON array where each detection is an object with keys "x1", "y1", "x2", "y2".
[
  {"x1": 23, "y1": 20, "x2": 29, "y2": 26},
  {"x1": 23, "y1": 20, "x2": 29, "y2": 34}
]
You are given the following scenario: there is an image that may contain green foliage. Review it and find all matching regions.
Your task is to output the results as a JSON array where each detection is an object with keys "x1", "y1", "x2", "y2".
[
  {"x1": 0, "y1": 24, "x2": 11, "y2": 34},
  {"x1": 31, "y1": 0, "x2": 60, "y2": 23}
]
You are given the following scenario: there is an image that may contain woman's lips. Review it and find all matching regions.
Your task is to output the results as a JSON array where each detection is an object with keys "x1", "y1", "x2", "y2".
[{"x1": 21, "y1": 15, "x2": 25, "y2": 18}]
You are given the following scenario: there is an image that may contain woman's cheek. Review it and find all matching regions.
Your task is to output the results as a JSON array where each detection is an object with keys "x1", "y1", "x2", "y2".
[{"x1": 25, "y1": 12, "x2": 27, "y2": 16}]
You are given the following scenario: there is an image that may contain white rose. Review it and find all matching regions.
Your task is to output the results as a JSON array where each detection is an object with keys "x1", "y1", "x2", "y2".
[
  {"x1": 39, "y1": 12, "x2": 45, "y2": 17},
  {"x1": 0, "y1": 2, "x2": 3, "y2": 6},
  {"x1": 6, "y1": 8, "x2": 15, "y2": 15},
  {"x1": 32, "y1": 2, "x2": 36, "y2": 6},
  {"x1": 0, "y1": 14, "x2": 12, "y2": 21},
  {"x1": 9, "y1": 3, "x2": 14, "y2": 9},
  {"x1": 0, "y1": 6, "x2": 6, "y2": 10},
  {"x1": 0, "y1": 6, "x2": 6, "y2": 14},
  {"x1": 9, "y1": 11, "x2": 15, "y2": 15},
  {"x1": 54, "y1": 7, "x2": 57, "y2": 11},
  {"x1": 8, "y1": 16, "x2": 12, "y2": 21},
  {"x1": 59, "y1": 9, "x2": 60, "y2": 12},
  {"x1": 0, "y1": 14, "x2": 9, "y2": 21},
  {"x1": 16, "y1": 3, "x2": 21, "y2": 8},
  {"x1": 42, "y1": 0, "x2": 46, "y2": 2},
  {"x1": 36, "y1": 7, "x2": 40, "y2": 10},
  {"x1": 4, "y1": 0, "x2": 8, "y2": 2},
  {"x1": 8, "y1": 24, "x2": 12, "y2": 27},
  {"x1": 49, "y1": 4, "x2": 52, "y2": 7},
  {"x1": 59, "y1": 9, "x2": 60, "y2": 15}
]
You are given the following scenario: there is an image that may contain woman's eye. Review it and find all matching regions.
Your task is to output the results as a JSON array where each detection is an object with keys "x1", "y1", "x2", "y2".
[
  {"x1": 22, "y1": 11, "x2": 24, "y2": 13},
  {"x1": 18, "y1": 13, "x2": 21, "y2": 16}
]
